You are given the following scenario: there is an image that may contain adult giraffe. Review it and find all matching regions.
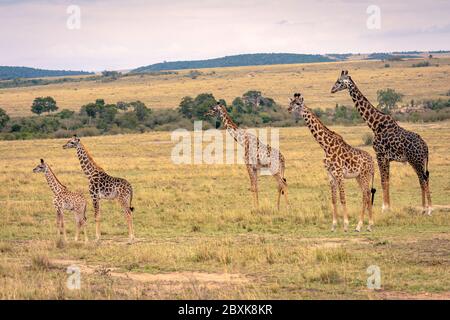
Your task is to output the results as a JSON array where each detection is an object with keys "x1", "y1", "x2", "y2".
[
  {"x1": 63, "y1": 135, "x2": 135, "y2": 242},
  {"x1": 205, "y1": 103, "x2": 289, "y2": 210},
  {"x1": 331, "y1": 70, "x2": 432, "y2": 215},
  {"x1": 289, "y1": 93, "x2": 376, "y2": 232}
]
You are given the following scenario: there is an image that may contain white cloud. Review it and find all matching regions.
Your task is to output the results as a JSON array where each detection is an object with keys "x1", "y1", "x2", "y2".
[{"x1": 0, "y1": 0, "x2": 449, "y2": 70}]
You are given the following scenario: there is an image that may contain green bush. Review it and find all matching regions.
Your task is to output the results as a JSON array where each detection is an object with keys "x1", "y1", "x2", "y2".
[
  {"x1": 363, "y1": 133, "x2": 373, "y2": 146},
  {"x1": 0, "y1": 108, "x2": 9, "y2": 129},
  {"x1": 75, "y1": 127, "x2": 101, "y2": 137}
]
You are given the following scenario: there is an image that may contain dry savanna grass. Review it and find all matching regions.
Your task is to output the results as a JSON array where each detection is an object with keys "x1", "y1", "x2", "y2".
[
  {"x1": 1, "y1": 57, "x2": 450, "y2": 117},
  {"x1": 0, "y1": 121, "x2": 449, "y2": 299}
]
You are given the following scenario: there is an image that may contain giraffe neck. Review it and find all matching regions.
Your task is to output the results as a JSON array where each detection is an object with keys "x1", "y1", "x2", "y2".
[
  {"x1": 347, "y1": 78, "x2": 392, "y2": 131},
  {"x1": 44, "y1": 165, "x2": 66, "y2": 195},
  {"x1": 76, "y1": 142, "x2": 104, "y2": 177},
  {"x1": 217, "y1": 107, "x2": 243, "y2": 145},
  {"x1": 301, "y1": 105, "x2": 341, "y2": 152}
]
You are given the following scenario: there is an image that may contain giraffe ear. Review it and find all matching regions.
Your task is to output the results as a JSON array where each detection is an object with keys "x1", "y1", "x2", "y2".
[
  {"x1": 40, "y1": 159, "x2": 44, "y2": 164},
  {"x1": 343, "y1": 70, "x2": 348, "y2": 75}
]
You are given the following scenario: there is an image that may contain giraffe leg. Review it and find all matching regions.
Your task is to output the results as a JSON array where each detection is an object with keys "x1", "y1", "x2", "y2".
[
  {"x1": 92, "y1": 197, "x2": 101, "y2": 241},
  {"x1": 74, "y1": 220, "x2": 80, "y2": 242},
  {"x1": 411, "y1": 161, "x2": 431, "y2": 215},
  {"x1": 280, "y1": 177, "x2": 289, "y2": 209},
  {"x1": 377, "y1": 155, "x2": 390, "y2": 212},
  {"x1": 337, "y1": 179, "x2": 348, "y2": 232},
  {"x1": 425, "y1": 181, "x2": 432, "y2": 216},
  {"x1": 74, "y1": 210, "x2": 86, "y2": 243},
  {"x1": 367, "y1": 189, "x2": 374, "y2": 232},
  {"x1": 277, "y1": 161, "x2": 289, "y2": 209},
  {"x1": 277, "y1": 188, "x2": 281, "y2": 211},
  {"x1": 246, "y1": 165, "x2": 258, "y2": 209},
  {"x1": 355, "y1": 176, "x2": 366, "y2": 232},
  {"x1": 420, "y1": 183, "x2": 426, "y2": 214},
  {"x1": 55, "y1": 210, "x2": 62, "y2": 238},
  {"x1": 119, "y1": 197, "x2": 134, "y2": 242},
  {"x1": 60, "y1": 212, "x2": 67, "y2": 242},
  {"x1": 80, "y1": 204, "x2": 88, "y2": 243},
  {"x1": 328, "y1": 173, "x2": 338, "y2": 232},
  {"x1": 356, "y1": 174, "x2": 372, "y2": 232},
  {"x1": 127, "y1": 213, "x2": 134, "y2": 242},
  {"x1": 273, "y1": 173, "x2": 287, "y2": 211}
]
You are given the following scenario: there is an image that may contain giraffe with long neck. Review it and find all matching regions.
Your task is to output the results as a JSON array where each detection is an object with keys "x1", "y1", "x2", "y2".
[
  {"x1": 331, "y1": 70, "x2": 432, "y2": 215},
  {"x1": 289, "y1": 93, "x2": 376, "y2": 232},
  {"x1": 205, "y1": 103, "x2": 289, "y2": 210},
  {"x1": 33, "y1": 159, "x2": 88, "y2": 242},
  {"x1": 63, "y1": 135, "x2": 135, "y2": 241}
]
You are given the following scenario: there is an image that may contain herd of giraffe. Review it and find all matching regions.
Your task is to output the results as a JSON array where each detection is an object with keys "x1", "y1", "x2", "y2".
[{"x1": 33, "y1": 70, "x2": 432, "y2": 243}]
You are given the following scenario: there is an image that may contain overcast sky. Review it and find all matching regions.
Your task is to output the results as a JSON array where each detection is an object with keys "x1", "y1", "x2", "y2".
[{"x1": 0, "y1": 0, "x2": 449, "y2": 71}]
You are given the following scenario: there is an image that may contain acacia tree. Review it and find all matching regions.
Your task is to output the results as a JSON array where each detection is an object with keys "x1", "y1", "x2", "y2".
[
  {"x1": 377, "y1": 88, "x2": 403, "y2": 113},
  {"x1": 178, "y1": 96, "x2": 194, "y2": 119},
  {"x1": 129, "y1": 101, "x2": 151, "y2": 121},
  {"x1": 31, "y1": 96, "x2": 58, "y2": 115}
]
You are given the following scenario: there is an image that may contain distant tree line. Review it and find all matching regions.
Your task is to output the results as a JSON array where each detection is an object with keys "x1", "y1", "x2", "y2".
[
  {"x1": 131, "y1": 53, "x2": 334, "y2": 73},
  {"x1": 0, "y1": 70, "x2": 179, "y2": 89},
  {"x1": 0, "y1": 66, "x2": 93, "y2": 80},
  {"x1": 1, "y1": 89, "x2": 450, "y2": 140}
]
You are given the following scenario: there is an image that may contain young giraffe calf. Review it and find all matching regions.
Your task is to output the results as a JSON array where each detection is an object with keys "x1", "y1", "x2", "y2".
[
  {"x1": 288, "y1": 93, "x2": 376, "y2": 231},
  {"x1": 63, "y1": 135, "x2": 135, "y2": 242},
  {"x1": 33, "y1": 159, "x2": 88, "y2": 242}
]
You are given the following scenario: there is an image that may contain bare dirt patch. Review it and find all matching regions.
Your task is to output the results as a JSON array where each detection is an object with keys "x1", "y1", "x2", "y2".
[
  {"x1": 301, "y1": 237, "x2": 371, "y2": 248},
  {"x1": 51, "y1": 259, "x2": 249, "y2": 288}
]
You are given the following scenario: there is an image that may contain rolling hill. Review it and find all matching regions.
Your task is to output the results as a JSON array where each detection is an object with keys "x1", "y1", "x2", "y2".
[
  {"x1": 0, "y1": 66, "x2": 94, "y2": 80},
  {"x1": 131, "y1": 53, "x2": 335, "y2": 73}
]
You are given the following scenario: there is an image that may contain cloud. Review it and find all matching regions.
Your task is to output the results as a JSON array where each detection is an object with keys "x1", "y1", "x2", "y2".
[{"x1": 0, "y1": 0, "x2": 449, "y2": 70}]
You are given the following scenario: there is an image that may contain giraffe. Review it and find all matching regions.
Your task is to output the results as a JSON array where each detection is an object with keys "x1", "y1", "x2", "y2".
[
  {"x1": 288, "y1": 93, "x2": 376, "y2": 232},
  {"x1": 331, "y1": 70, "x2": 432, "y2": 215},
  {"x1": 63, "y1": 135, "x2": 135, "y2": 242},
  {"x1": 33, "y1": 159, "x2": 88, "y2": 242},
  {"x1": 205, "y1": 103, "x2": 289, "y2": 210}
]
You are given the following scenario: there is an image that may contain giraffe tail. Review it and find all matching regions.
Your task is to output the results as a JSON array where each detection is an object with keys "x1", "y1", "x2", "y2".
[
  {"x1": 281, "y1": 177, "x2": 287, "y2": 195},
  {"x1": 370, "y1": 170, "x2": 376, "y2": 205},
  {"x1": 425, "y1": 154, "x2": 430, "y2": 181},
  {"x1": 129, "y1": 187, "x2": 135, "y2": 212},
  {"x1": 279, "y1": 158, "x2": 287, "y2": 194}
]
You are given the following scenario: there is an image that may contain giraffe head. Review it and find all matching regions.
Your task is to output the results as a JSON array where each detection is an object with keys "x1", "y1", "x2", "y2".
[
  {"x1": 63, "y1": 135, "x2": 81, "y2": 149},
  {"x1": 204, "y1": 103, "x2": 223, "y2": 117},
  {"x1": 288, "y1": 93, "x2": 305, "y2": 114},
  {"x1": 33, "y1": 159, "x2": 48, "y2": 173},
  {"x1": 331, "y1": 70, "x2": 351, "y2": 93}
]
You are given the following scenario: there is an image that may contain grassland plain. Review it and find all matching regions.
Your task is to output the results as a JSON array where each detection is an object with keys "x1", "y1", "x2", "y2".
[
  {"x1": 0, "y1": 122, "x2": 449, "y2": 299},
  {"x1": 1, "y1": 58, "x2": 450, "y2": 117}
]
